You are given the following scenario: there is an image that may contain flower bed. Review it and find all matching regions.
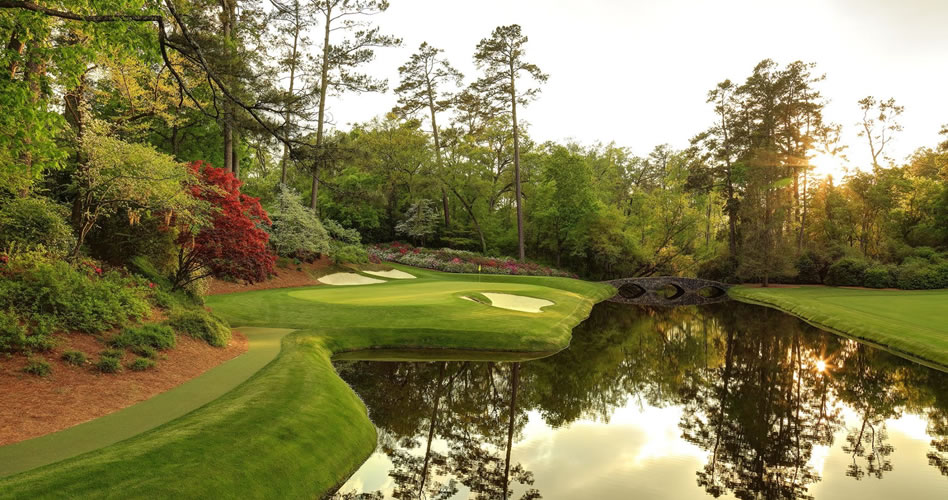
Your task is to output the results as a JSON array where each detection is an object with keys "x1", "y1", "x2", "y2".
[{"x1": 367, "y1": 242, "x2": 577, "y2": 278}]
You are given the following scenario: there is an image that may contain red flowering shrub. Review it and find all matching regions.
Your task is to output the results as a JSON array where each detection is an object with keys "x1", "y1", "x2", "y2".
[{"x1": 171, "y1": 162, "x2": 275, "y2": 290}]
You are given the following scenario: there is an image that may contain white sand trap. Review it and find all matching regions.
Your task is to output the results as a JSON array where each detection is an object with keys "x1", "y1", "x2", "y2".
[
  {"x1": 364, "y1": 269, "x2": 416, "y2": 279},
  {"x1": 481, "y1": 293, "x2": 554, "y2": 313},
  {"x1": 318, "y1": 272, "x2": 385, "y2": 286}
]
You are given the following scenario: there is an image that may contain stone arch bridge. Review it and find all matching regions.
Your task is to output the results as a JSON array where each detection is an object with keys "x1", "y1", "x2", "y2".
[{"x1": 603, "y1": 277, "x2": 732, "y2": 306}]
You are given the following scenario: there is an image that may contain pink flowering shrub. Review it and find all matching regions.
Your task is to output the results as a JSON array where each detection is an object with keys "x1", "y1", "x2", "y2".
[{"x1": 367, "y1": 243, "x2": 577, "y2": 278}]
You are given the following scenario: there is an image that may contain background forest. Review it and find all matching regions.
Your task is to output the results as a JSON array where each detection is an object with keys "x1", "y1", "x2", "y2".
[{"x1": 2, "y1": 0, "x2": 947, "y2": 297}]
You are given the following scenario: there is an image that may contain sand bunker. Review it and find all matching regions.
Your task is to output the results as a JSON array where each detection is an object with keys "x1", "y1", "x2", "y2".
[
  {"x1": 317, "y1": 273, "x2": 385, "y2": 286},
  {"x1": 363, "y1": 269, "x2": 416, "y2": 280},
  {"x1": 481, "y1": 293, "x2": 554, "y2": 313}
]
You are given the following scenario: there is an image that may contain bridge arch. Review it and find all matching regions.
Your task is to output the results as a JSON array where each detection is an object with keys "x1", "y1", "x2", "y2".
[{"x1": 603, "y1": 277, "x2": 731, "y2": 306}]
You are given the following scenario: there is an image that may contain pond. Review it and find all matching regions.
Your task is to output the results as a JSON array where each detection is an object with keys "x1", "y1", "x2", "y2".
[{"x1": 332, "y1": 302, "x2": 948, "y2": 499}]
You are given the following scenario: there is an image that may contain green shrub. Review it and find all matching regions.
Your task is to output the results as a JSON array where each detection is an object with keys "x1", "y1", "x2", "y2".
[
  {"x1": 128, "y1": 357, "x2": 155, "y2": 371},
  {"x1": 22, "y1": 334, "x2": 55, "y2": 352},
  {"x1": 825, "y1": 257, "x2": 869, "y2": 287},
  {"x1": 912, "y1": 246, "x2": 937, "y2": 260},
  {"x1": 895, "y1": 261, "x2": 941, "y2": 290},
  {"x1": 0, "y1": 197, "x2": 75, "y2": 256},
  {"x1": 0, "y1": 254, "x2": 150, "y2": 334},
  {"x1": 100, "y1": 348, "x2": 124, "y2": 359},
  {"x1": 61, "y1": 350, "x2": 87, "y2": 366},
  {"x1": 168, "y1": 309, "x2": 231, "y2": 347},
  {"x1": 96, "y1": 356, "x2": 121, "y2": 373},
  {"x1": 23, "y1": 358, "x2": 52, "y2": 377},
  {"x1": 936, "y1": 262, "x2": 948, "y2": 289},
  {"x1": 328, "y1": 241, "x2": 368, "y2": 265},
  {"x1": 131, "y1": 345, "x2": 157, "y2": 359},
  {"x1": 863, "y1": 265, "x2": 895, "y2": 288},
  {"x1": 110, "y1": 324, "x2": 176, "y2": 350},
  {"x1": 0, "y1": 309, "x2": 27, "y2": 353},
  {"x1": 325, "y1": 219, "x2": 368, "y2": 264}
]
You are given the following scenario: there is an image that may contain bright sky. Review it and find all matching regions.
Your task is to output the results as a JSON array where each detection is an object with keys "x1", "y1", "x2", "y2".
[{"x1": 327, "y1": 0, "x2": 948, "y2": 172}]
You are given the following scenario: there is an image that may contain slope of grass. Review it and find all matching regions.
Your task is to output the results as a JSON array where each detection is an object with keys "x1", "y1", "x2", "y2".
[
  {"x1": 730, "y1": 286, "x2": 948, "y2": 371},
  {"x1": 0, "y1": 266, "x2": 614, "y2": 498}
]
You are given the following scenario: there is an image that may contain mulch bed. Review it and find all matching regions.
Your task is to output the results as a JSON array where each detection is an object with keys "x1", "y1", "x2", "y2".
[
  {"x1": 0, "y1": 330, "x2": 248, "y2": 446},
  {"x1": 207, "y1": 256, "x2": 333, "y2": 295}
]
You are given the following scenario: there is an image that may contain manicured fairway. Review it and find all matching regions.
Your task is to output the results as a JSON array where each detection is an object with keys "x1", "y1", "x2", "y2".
[
  {"x1": 730, "y1": 286, "x2": 948, "y2": 371},
  {"x1": 0, "y1": 265, "x2": 614, "y2": 499}
]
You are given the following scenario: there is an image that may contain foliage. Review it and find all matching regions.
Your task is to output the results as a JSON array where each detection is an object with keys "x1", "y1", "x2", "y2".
[
  {"x1": 0, "y1": 197, "x2": 75, "y2": 256},
  {"x1": 61, "y1": 350, "x2": 88, "y2": 366},
  {"x1": 171, "y1": 161, "x2": 275, "y2": 290},
  {"x1": 894, "y1": 259, "x2": 947, "y2": 290},
  {"x1": 95, "y1": 356, "x2": 122, "y2": 374},
  {"x1": 395, "y1": 199, "x2": 439, "y2": 246},
  {"x1": 267, "y1": 184, "x2": 330, "y2": 258},
  {"x1": 825, "y1": 257, "x2": 870, "y2": 286},
  {"x1": 129, "y1": 357, "x2": 156, "y2": 371},
  {"x1": 74, "y1": 123, "x2": 200, "y2": 258},
  {"x1": 168, "y1": 309, "x2": 231, "y2": 348},
  {"x1": 131, "y1": 345, "x2": 158, "y2": 360},
  {"x1": 368, "y1": 242, "x2": 576, "y2": 278},
  {"x1": 863, "y1": 264, "x2": 896, "y2": 288},
  {"x1": 0, "y1": 309, "x2": 28, "y2": 353},
  {"x1": 322, "y1": 219, "x2": 367, "y2": 264},
  {"x1": 110, "y1": 324, "x2": 176, "y2": 351},
  {"x1": 0, "y1": 250, "x2": 150, "y2": 335},
  {"x1": 23, "y1": 358, "x2": 52, "y2": 377}
]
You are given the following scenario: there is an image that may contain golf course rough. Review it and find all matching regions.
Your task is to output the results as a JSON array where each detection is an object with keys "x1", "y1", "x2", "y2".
[
  {"x1": 730, "y1": 286, "x2": 948, "y2": 372},
  {"x1": 0, "y1": 265, "x2": 615, "y2": 499}
]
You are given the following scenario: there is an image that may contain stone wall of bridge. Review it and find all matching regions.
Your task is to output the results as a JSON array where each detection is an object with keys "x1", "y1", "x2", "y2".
[{"x1": 603, "y1": 276, "x2": 732, "y2": 306}]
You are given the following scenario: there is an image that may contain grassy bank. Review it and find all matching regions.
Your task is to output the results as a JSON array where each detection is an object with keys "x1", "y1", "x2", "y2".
[
  {"x1": 0, "y1": 266, "x2": 614, "y2": 498},
  {"x1": 730, "y1": 286, "x2": 948, "y2": 371}
]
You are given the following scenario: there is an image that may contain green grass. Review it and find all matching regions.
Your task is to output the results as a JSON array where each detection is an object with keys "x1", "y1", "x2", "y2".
[
  {"x1": 730, "y1": 286, "x2": 948, "y2": 371},
  {"x1": 0, "y1": 265, "x2": 614, "y2": 498}
]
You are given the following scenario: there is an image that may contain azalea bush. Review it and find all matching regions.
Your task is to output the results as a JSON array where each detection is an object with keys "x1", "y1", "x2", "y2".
[
  {"x1": 368, "y1": 242, "x2": 577, "y2": 278},
  {"x1": 0, "y1": 249, "x2": 151, "y2": 352}
]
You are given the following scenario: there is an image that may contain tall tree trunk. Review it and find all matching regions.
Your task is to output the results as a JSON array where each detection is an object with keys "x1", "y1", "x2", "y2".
[
  {"x1": 311, "y1": 5, "x2": 332, "y2": 210},
  {"x1": 21, "y1": 44, "x2": 47, "y2": 195},
  {"x1": 418, "y1": 363, "x2": 446, "y2": 497},
  {"x1": 426, "y1": 78, "x2": 450, "y2": 229},
  {"x1": 280, "y1": 7, "x2": 301, "y2": 185},
  {"x1": 232, "y1": 133, "x2": 239, "y2": 179},
  {"x1": 503, "y1": 362, "x2": 520, "y2": 500},
  {"x1": 510, "y1": 62, "x2": 525, "y2": 261},
  {"x1": 798, "y1": 168, "x2": 808, "y2": 250},
  {"x1": 221, "y1": 0, "x2": 236, "y2": 174},
  {"x1": 706, "y1": 191, "x2": 713, "y2": 248}
]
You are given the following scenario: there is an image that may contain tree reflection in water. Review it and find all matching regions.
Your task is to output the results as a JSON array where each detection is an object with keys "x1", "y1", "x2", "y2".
[{"x1": 333, "y1": 302, "x2": 948, "y2": 499}]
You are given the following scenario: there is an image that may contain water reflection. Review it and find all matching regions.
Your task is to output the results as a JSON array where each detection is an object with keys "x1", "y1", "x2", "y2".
[{"x1": 333, "y1": 303, "x2": 948, "y2": 499}]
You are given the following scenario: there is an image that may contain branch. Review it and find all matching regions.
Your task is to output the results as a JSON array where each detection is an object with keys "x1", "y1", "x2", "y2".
[{"x1": 0, "y1": 1, "x2": 162, "y2": 22}]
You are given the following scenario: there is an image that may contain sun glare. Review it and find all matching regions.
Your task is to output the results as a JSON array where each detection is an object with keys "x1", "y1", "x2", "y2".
[
  {"x1": 809, "y1": 153, "x2": 850, "y2": 181},
  {"x1": 815, "y1": 359, "x2": 827, "y2": 373}
]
